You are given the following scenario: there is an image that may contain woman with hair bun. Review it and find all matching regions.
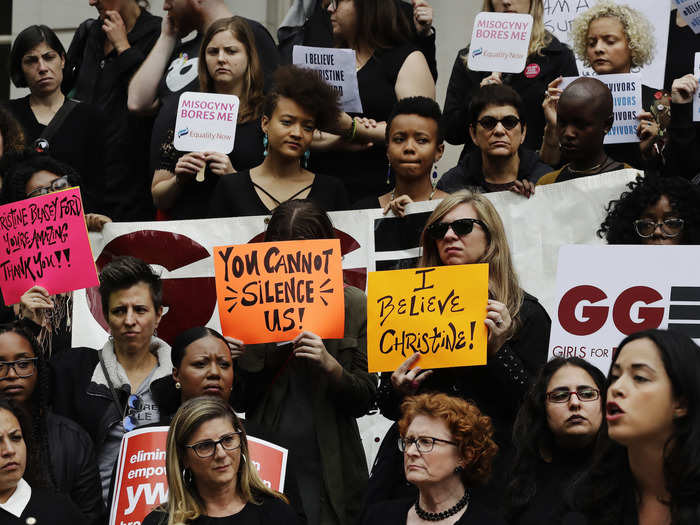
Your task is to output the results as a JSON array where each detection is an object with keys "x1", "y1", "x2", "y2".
[
  {"x1": 209, "y1": 65, "x2": 350, "y2": 217},
  {"x1": 364, "y1": 393, "x2": 505, "y2": 525}
]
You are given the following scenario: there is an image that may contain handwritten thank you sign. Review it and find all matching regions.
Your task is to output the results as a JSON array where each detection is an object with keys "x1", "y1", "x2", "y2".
[
  {"x1": 0, "y1": 187, "x2": 97, "y2": 304},
  {"x1": 214, "y1": 239, "x2": 345, "y2": 343},
  {"x1": 367, "y1": 264, "x2": 489, "y2": 373}
]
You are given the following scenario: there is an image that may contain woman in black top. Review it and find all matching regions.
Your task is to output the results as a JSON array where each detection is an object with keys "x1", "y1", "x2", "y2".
[
  {"x1": 443, "y1": 0, "x2": 578, "y2": 159},
  {"x1": 210, "y1": 65, "x2": 349, "y2": 217},
  {"x1": 62, "y1": 0, "x2": 160, "y2": 221},
  {"x1": 5, "y1": 25, "x2": 113, "y2": 216},
  {"x1": 504, "y1": 357, "x2": 605, "y2": 525},
  {"x1": 153, "y1": 16, "x2": 267, "y2": 220}
]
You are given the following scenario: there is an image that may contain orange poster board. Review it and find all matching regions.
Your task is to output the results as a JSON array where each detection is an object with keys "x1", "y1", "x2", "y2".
[
  {"x1": 247, "y1": 436, "x2": 289, "y2": 491},
  {"x1": 213, "y1": 239, "x2": 345, "y2": 343},
  {"x1": 367, "y1": 264, "x2": 489, "y2": 373}
]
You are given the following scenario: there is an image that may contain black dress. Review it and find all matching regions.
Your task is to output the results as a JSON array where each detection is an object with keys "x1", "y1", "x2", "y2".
[
  {"x1": 310, "y1": 42, "x2": 421, "y2": 202},
  {"x1": 209, "y1": 169, "x2": 349, "y2": 217},
  {"x1": 0, "y1": 486, "x2": 86, "y2": 525},
  {"x1": 142, "y1": 495, "x2": 300, "y2": 525},
  {"x1": 442, "y1": 36, "x2": 578, "y2": 156},
  {"x1": 3, "y1": 96, "x2": 111, "y2": 215},
  {"x1": 157, "y1": 118, "x2": 265, "y2": 220},
  {"x1": 362, "y1": 497, "x2": 507, "y2": 525}
]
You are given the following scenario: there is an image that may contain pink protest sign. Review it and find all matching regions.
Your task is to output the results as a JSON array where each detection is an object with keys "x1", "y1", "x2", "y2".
[{"x1": 0, "y1": 187, "x2": 98, "y2": 304}]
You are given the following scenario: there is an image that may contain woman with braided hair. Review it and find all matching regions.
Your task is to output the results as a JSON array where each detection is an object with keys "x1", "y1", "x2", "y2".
[{"x1": 0, "y1": 320, "x2": 103, "y2": 524}]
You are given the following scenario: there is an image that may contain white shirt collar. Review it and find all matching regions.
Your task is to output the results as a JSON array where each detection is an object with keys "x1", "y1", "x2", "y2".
[{"x1": 0, "y1": 478, "x2": 31, "y2": 517}]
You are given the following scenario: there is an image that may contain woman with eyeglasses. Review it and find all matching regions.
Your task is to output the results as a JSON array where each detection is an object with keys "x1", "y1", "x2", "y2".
[
  {"x1": 503, "y1": 357, "x2": 605, "y2": 525},
  {"x1": 369, "y1": 190, "x2": 550, "y2": 510},
  {"x1": 0, "y1": 321, "x2": 103, "y2": 524},
  {"x1": 0, "y1": 397, "x2": 87, "y2": 524},
  {"x1": 0, "y1": 153, "x2": 113, "y2": 357},
  {"x1": 598, "y1": 175, "x2": 700, "y2": 245},
  {"x1": 142, "y1": 396, "x2": 298, "y2": 525},
  {"x1": 364, "y1": 393, "x2": 504, "y2": 525},
  {"x1": 50, "y1": 256, "x2": 172, "y2": 505},
  {"x1": 4, "y1": 25, "x2": 116, "y2": 217},
  {"x1": 568, "y1": 329, "x2": 700, "y2": 525}
]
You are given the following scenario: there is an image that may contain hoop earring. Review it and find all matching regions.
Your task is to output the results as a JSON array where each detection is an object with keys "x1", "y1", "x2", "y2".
[
  {"x1": 263, "y1": 133, "x2": 269, "y2": 157},
  {"x1": 241, "y1": 454, "x2": 247, "y2": 464},
  {"x1": 386, "y1": 162, "x2": 391, "y2": 185},
  {"x1": 303, "y1": 149, "x2": 310, "y2": 168},
  {"x1": 182, "y1": 467, "x2": 193, "y2": 485}
]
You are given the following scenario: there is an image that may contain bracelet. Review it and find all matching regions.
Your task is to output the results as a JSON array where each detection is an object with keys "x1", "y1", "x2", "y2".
[{"x1": 344, "y1": 117, "x2": 357, "y2": 141}]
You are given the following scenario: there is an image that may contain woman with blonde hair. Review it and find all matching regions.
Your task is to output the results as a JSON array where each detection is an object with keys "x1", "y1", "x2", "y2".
[
  {"x1": 443, "y1": 0, "x2": 578, "y2": 160},
  {"x1": 368, "y1": 190, "x2": 550, "y2": 510},
  {"x1": 142, "y1": 396, "x2": 298, "y2": 525}
]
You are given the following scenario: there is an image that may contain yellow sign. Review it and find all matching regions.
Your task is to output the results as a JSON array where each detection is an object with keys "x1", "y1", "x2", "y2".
[{"x1": 367, "y1": 264, "x2": 489, "y2": 373}]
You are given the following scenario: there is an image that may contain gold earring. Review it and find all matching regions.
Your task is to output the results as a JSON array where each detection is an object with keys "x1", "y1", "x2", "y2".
[{"x1": 175, "y1": 382, "x2": 181, "y2": 390}]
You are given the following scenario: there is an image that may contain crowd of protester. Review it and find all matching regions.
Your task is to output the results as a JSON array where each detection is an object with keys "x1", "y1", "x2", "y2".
[{"x1": 0, "y1": 0, "x2": 700, "y2": 524}]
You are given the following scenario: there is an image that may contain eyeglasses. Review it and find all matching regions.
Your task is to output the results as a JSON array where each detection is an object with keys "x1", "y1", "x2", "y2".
[
  {"x1": 328, "y1": 0, "x2": 345, "y2": 9},
  {"x1": 398, "y1": 436, "x2": 458, "y2": 453},
  {"x1": 633, "y1": 218, "x2": 684, "y2": 238},
  {"x1": 0, "y1": 358, "x2": 38, "y2": 379},
  {"x1": 475, "y1": 115, "x2": 521, "y2": 131},
  {"x1": 546, "y1": 387, "x2": 600, "y2": 403},
  {"x1": 123, "y1": 394, "x2": 144, "y2": 432},
  {"x1": 185, "y1": 432, "x2": 242, "y2": 458},
  {"x1": 26, "y1": 175, "x2": 71, "y2": 198},
  {"x1": 426, "y1": 218, "x2": 490, "y2": 241}
]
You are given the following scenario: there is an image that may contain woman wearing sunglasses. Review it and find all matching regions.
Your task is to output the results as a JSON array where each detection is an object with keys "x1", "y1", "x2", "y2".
[
  {"x1": 0, "y1": 320, "x2": 103, "y2": 524},
  {"x1": 364, "y1": 393, "x2": 504, "y2": 525},
  {"x1": 51, "y1": 256, "x2": 172, "y2": 505},
  {"x1": 142, "y1": 396, "x2": 298, "y2": 525},
  {"x1": 503, "y1": 357, "x2": 605, "y2": 525},
  {"x1": 598, "y1": 174, "x2": 700, "y2": 245},
  {"x1": 369, "y1": 190, "x2": 550, "y2": 510}
]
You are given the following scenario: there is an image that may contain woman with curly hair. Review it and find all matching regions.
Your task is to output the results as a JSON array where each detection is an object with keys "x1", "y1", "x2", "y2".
[
  {"x1": 443, "y1": 0, "x2": 578, "y2": 160},
  {"x1": 364, "y1": 393, "x2": 505, "y2": 524},
  {"x1": 598, "y1": 175, "x2": 700, "y2": 245},
  {"x1": 570, "y1": 329, "x2": 700, "y2": 525},
  {"x1": 504, "y1": 357, "x2": 605, "y2": 525},
  {"x1": 209, "y1": 65, "x2": 350, "y2": 217},
  {"x1": 541, "y1": 1, "x2": 658, "y2": 169}
]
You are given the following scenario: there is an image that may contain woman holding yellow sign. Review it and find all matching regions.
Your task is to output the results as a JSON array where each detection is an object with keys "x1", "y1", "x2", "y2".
[{"x1": 369, "y1": 190, "x2": 550, "y2": 509}]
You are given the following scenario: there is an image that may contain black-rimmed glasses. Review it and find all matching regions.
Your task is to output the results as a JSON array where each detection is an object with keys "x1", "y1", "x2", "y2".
[
  {"x1": 475, "y1": 115, "x2": 521, "y2": 131},
  {"x1": 546, "y1": 387, "x2": 600, "y2": 403},
  {"x1": 26, "y1": 175, "x2": 71, "y2": 198},
  {"x1": 185, "y1": 432, "x2": 242, "y2": 458},
  {"x1": 398, "y1": 436, "x2": 458, "y2": 453},
  {"x1": 0, "y1": 358, "x2": 38, "y2": 379},
  {"x1": 426, "y1": 218, "x2": 489, "y2": 241},
  {"x1": 633, "y1": 218, "x2": 684, "y2": 238}
]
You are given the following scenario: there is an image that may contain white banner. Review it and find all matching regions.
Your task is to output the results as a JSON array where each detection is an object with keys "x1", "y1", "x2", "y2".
[
  {"x1": 543, "y1": 0, "x2": 669, "y2": 90},
  {"x1": 548, "y1": 245, "x2": 700, "y2": 372}
]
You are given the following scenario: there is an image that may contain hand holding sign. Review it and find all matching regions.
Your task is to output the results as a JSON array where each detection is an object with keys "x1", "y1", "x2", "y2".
[
  {"x1": 174, "y1": 92, "x2": 239, "y2": 182},
  {"x1": 293, "y1": 330, "x2": 342, "y2": 378}
]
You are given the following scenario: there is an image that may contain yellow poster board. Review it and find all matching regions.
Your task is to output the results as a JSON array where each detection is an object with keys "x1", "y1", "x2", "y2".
[{"x1": 367, "y1": 264, "x2": 489, "y2": 373}]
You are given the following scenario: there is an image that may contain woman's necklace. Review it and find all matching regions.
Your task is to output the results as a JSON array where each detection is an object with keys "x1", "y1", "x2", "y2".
[
  {"x1": 414, "y1": 489, "x2": 471, "y2": 522},
  {"x1": 390, "y1": 187, "x2": 437, "y2": 201},
  {"x1": 567, "y1": 156, "x2": 612, "y2": 176}
]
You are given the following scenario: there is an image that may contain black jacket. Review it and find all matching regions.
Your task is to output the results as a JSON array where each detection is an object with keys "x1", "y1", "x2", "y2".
[
  {"x1": 437, "y1": 146, "x2": 552, "y2": 193},
  {"x1": 277, "y1": 0, "x2": 438, "y2": 81},
  {"x1": 47, "y1": 412, "x2": 105, "y2": 525},
  {"x1": 62, "y1": 9, "x2": 161, "y2": 221},
  {"x1": 0, "y1": 486, "x2": 86, "y2": 525},
  {"x1": 443, "y1": 36, "x2": 578, "y2": 154}
]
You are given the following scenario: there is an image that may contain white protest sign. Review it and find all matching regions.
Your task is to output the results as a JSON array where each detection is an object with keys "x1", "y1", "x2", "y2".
[
  {"x1": 468, "y1": 12, "x2": 534, "y2": 73},
  {"x1": 560, "y1": 74, "x2": 641, "y2": 143},
  {"x1": 174, "y1": 92, "x2": 239, "y2": 153},
  {"x1": 292, "y1": 45, "x2": 363, "y2": 113},
  {"x1": 543, "y1": 0, "x2": 669, "y2": 90},
  {"x1": 548, "y1": 245, "x2": 700, "y2": 372},
  {"x1": 674, "y1": 0, "x2": 700, "y2": 33},
  {"x1": 694, "y1": 52, "x2": 700, "y2": 121}
]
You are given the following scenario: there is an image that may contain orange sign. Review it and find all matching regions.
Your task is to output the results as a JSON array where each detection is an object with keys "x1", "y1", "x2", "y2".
[
  {"x1": 213, "y1": 239, "x2": 345, "y2": 343},
  {"x1": 109, "y1": 427, "x2": 169, "y2": 525},
  {"x1": 367, "y1": 264, "x2": 489, "y2": 372}
]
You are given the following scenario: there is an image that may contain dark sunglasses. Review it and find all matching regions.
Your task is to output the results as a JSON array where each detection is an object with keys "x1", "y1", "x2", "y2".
[
  {"x1": 475, "y1": 115, "x2": 521, "y2": 131},
  {"x1": 426, "y1": 218, "x2": 489, "y2": 240}
]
